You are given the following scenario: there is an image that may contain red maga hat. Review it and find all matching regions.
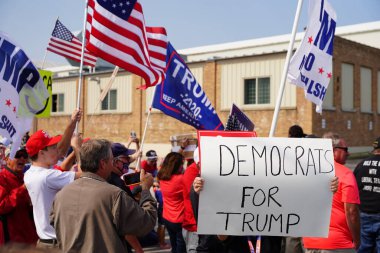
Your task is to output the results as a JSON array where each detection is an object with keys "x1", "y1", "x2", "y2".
[{"x1": 26, "y1": 130, "x2": 62, "y2": 156}]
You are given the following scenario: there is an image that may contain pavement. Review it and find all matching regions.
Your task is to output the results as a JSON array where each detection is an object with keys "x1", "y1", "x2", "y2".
[
  {"x1": 139, "y1": 233, "x2": 171, "y2": 253},
  {"x1": 141, "y1": 245, "x2": 172, "y2": 253}
]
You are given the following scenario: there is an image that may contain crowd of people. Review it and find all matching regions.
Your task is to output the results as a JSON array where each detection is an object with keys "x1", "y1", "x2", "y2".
[{"x1": 0, "y1": 109, "x2": 379, "y2": 253}]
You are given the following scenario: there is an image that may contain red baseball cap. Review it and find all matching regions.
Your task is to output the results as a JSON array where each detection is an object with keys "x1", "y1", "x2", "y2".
[{"x1": 26, "y1": 130, "x2": 62, "y2": 156}]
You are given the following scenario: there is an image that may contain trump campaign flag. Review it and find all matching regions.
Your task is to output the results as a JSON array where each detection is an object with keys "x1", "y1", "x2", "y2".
[
  {"x1": 86, "y1": 0, "x2": 163, "y2": 88},
  {"x1": 152, "y1": 43, "x2": 224, "y2": 130},
  {"x1": 0, "y1": 32, "x2": 49, "y2": 157},
  {"x1": 225, "y1": 103, "x2": 255, "y2": 131},
  {"x1": 287, "y1": 0, "x2": 337, "y2": 113},
  {"x1": 47, "y1": 19, "x2": 97, "y2": 67}
]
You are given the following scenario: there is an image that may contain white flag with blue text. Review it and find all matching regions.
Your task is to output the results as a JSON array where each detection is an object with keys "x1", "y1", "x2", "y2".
[
  {"x1": 0, "y1": 31, "x2": 49, "y2": 157},
  {"x1": 287, "y1": 0, "x2": 337, "y2": 113}
]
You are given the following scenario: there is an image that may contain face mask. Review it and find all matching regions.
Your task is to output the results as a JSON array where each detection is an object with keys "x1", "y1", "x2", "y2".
[
  {"x1": 122, "y1": 162, "x2": 130, "y2": 170},
  {"x1": 122, "y1": 162, "x2": 130, "y2": 174}
]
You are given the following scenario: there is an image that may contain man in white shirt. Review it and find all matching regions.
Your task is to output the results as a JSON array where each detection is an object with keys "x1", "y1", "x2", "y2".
[{"x1": 24, "y1": 109, "x2": 82, "y2": 249}]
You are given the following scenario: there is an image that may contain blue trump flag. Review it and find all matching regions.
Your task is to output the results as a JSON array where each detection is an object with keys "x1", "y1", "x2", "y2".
[
  {"x1": 152, "y1": 43, "x2": 224, "y2": 130},
  {"x1": 0, "y1": 31, "x2": 49, "y2": 157}
]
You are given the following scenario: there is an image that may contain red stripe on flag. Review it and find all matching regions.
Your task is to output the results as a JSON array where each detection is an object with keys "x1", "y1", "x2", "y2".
[
  {"x1": 48, "y1": 41, "x2": 97, "y2": 63},
  {"x1": 47, "y1": 48, "x2": 96, "y2": 67},
  {"x1": 147, "y1": 38, "x2": 167, "y2": 49},
  {"x1": 148, "y1": 51, "x2": 166, "y2": 63}
]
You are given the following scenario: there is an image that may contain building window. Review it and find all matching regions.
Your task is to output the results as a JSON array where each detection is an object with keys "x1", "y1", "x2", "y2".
[
  {"x1": 360, "y1": 67, "x2": 372, "y2": 113},
  {"x1": 52, "y1": 93, "x2": 64, "y2": 112},
  {"x1": 101, "y1": 89, "x2": 117, "y2": 110},
  {"x1": 341, "y1": 63, "x2": 354, "y2": 111},
  {"x1": 244, "y1": 77, "x2": 270, "y2": 105},
  {"x1": 323, "y1": 73, "x2": 334, "y2": 109}
]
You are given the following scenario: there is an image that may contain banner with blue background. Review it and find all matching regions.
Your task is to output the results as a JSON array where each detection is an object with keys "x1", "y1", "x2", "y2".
[{"x1": 152, "y1": 43, "x2": 224, "y2": 130}]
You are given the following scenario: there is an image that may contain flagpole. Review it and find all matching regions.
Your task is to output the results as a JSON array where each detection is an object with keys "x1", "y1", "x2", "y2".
[
  {"x1": 40, "y1": 50, "x2": 48, "y2": 69},
  {"x1": 86, "y1": 66, "x2": 119, "y2": 129},
  {"x1": 269, "y1": 0, "x2": 304, "y2": 137},
  {"x1": 75, "y1": 0, "x2": 90, "y2": 133},
  {"x1": 135, "y1": 84, "x2": 158, "y2": 171},
  {"x1": 41, "y1": 16, "x2": 59, "y2": 70}
]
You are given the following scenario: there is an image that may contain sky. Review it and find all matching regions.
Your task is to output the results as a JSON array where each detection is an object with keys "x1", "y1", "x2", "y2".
[{"x1": 0, "y1": 0, "x2": 379, "y2": 66}]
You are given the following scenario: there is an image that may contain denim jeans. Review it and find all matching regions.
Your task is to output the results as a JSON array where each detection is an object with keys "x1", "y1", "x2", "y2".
[
  {"x1": 358, "y1": 212, "x2": 380, "y2": 253},
  {"x1": 163, "y1": 219, "x2": 186, "y2": 253}
]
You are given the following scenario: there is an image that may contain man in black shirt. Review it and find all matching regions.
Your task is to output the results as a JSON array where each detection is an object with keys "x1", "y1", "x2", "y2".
[{"x1": 354, "y1": 137, "x2": 380, "y2": 253}]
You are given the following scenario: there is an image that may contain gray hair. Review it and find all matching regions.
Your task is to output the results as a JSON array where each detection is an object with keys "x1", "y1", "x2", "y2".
[
  {"x1": 322, "y1": 132, "x2": 341, "y2": 148},
  {"x1": 80, "y1": 139, "x2": 112, "y2": 173}
]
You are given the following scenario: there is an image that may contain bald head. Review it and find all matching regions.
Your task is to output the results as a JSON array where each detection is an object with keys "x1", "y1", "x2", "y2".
[{"x1": 323, "y1": 132, "x2": 349, "y2": 164}]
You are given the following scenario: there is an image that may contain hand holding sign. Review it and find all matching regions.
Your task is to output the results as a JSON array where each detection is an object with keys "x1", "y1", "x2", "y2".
[
  {"x1": 330, "y1": 176, "x2": 339, "y2": 193},
  {"x1": 193, "y1": 177, "x2": 204, "y2": 194}
]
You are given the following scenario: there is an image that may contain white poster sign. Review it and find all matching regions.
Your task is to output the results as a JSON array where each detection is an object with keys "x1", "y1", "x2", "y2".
[{"x1": 197, "y1": 131, "x2": 334, "y2": 237}]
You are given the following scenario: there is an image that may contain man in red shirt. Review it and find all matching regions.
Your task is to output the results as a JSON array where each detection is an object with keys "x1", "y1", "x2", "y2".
[
  {"x1": 182, "y1": 147, "x2": 200, "y2": 252},
  {"x1": 141, "y1": 150, "x2": 158, "y2": 177},
  {"x1": 0, "y1": 148, "x2": 38, "y2": 245},
  {"x1": 303, "y1": 132, "x2": 361, "y2": 253}
]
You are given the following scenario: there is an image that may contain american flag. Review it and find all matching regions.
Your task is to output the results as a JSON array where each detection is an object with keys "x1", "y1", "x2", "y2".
[
  {"x1": 86, "y1": 0, "x2": 165, "y2": 88},
  {"x1": 146, "y1": 26, "x2": 167, "y2": 80},
  {"x1": 47, "y1": 20, "x2": 97, "y2": 67}
]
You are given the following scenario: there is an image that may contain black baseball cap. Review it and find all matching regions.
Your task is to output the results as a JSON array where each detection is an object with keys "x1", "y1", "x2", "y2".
[
  {"x1": 373, "y1": 137, "x2": 380, "y2": 150},
  {"x1": 146, "y1": 150, "x2": 158, "y2": 160},
  {"x1": 111, "y1": 143, "x2": 135, "y2": 157}
]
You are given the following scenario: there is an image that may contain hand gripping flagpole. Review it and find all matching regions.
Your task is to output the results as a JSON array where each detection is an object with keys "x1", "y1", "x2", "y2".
[
  {"x1": 269, "y1": 0, "x2": 304, "y2": 137},
  {"x1": 75, "y1": 0, "x2": 90, "y2": 133}
]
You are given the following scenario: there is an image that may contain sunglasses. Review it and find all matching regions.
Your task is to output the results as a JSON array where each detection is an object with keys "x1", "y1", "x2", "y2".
[{"x1": 335, "y1": 147, "x2": 349, "y2": 152}]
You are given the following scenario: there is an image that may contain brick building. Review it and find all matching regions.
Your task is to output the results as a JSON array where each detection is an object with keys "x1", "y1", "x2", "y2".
[{"x1": 36, "y1": 21, "x2": 380, "y2": 156}]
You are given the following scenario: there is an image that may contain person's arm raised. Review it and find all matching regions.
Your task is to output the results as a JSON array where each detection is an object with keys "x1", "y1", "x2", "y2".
[{"x1": 57, "y1": 109, "x2": 82, "y2": 157}]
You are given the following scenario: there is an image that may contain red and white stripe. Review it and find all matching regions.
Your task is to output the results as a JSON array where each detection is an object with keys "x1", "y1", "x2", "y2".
[
  {"x1": 146, "y1": 27, "x2": 168, "y2": 84},
  {"x1": 86, "y1": 0, "x2": 166, "y2": 88},
  {"x1": 47, "y1": 36, "x2": 97, "y2": 67}
]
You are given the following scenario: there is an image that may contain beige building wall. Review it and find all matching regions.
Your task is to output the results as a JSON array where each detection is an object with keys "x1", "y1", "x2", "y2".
[
  {"x1": 51, "y1": 77, "x2": 77, "y2": 116},
  {"x1": 87, "y1": 73, "x2": 133, "y2": 114},
  {"x1": 219, "y1": 54, "x2": 297, "y2": 110}
]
